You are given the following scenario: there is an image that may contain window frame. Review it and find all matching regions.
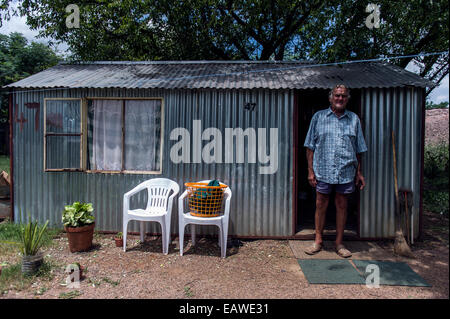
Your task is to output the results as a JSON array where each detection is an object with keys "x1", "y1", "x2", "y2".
[
  {"x1": 85, "y1": 97, "x2": 164, "y2": 175},
  {"x1": 43, "y1": 98, "x2": 84, "y2": 172}
]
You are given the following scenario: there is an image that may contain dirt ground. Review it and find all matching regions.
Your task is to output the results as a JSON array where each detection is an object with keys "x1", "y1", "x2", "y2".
[{"x1": 0, "y1": 209, "x2": 448, "y2": 300}]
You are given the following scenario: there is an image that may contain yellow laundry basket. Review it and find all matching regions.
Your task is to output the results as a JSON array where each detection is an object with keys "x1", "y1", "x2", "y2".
[{"x1": 185, "y1": 182, "x2": 227, "y2": 217}]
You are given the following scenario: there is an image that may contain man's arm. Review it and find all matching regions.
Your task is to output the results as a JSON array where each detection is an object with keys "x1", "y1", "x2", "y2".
[
  {"x1": 306, "y1": 148, "x2": 317, "y2": 187},
  {"x1": 355, "y1": 154, "x2": 365, "y2": 190}
]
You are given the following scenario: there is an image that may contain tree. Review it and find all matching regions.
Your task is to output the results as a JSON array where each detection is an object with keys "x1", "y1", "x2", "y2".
[
  {"x1": 296, "y1": 0, "x2": 449, "y2": 96},
  {"x1": 0, "y1": 32, "x2": 61, "y2": 124},
  {"x1": 0, "y1": 0, "x2": 448, "y2": 95},
  {"x1": 425, "y1": 101, "x2": 449, "y2": 110}
]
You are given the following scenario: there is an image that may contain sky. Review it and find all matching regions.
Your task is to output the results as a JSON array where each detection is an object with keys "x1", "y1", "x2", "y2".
[{"x1": 1, "y1": 12, "x2": 448, "y2": 104}]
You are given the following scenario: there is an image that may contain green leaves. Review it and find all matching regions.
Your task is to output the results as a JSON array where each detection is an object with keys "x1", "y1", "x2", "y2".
[
  {"x1": 0, "y1": 32, "x2": 61, "y2": 123},
  {"x1": 62, "y1": 202, "x2": 95, "y2": 228},
  {"x1": 0, "y1": 1, "x2": 448, "y2": 94},
  {"x1": 18, "y1": 219, "x2": 49, "y2": 256}
]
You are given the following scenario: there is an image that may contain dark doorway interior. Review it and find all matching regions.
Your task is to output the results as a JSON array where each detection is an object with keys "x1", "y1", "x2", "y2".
[{"x1": 295, "y1": 89, "x2": 360, "y2": 236}]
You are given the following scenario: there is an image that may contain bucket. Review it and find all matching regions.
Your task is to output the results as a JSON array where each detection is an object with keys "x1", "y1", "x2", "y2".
[{"x1": 22, "y1": 253, "x2": 44, "y2": 275}]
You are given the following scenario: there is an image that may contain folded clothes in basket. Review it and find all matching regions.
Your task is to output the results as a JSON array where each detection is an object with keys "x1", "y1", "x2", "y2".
[
  {"x1": 189, "y1": 180, "x2": 224, "y2": 217},
  {"x1": 193, "y1": 180, "x2": 221, "y2": 199}
]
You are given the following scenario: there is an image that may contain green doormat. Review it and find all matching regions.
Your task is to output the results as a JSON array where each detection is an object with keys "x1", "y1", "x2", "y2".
[
  {"x1": 352, "y1": 260, "x2": 431, "y2": 287},
  {"x1": 297, "y1": 259, "x2": 365, "y2": 284}
]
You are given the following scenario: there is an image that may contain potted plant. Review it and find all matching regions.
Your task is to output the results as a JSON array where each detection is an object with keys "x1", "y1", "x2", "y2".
[
  {"x1": 18, "y1": 220, "x2": 49, "y2": 275},
  {"x1": 62, "y1": 202, "x2": 95, "y2": 253},
  {"x1": 114, "y1": 232, "x2": 123, "y2": 247}
]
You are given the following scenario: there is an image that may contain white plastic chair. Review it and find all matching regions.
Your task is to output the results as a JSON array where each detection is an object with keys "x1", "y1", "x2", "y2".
[
  {"x1": 123, "y1": 178, "x2": 179, "y2": 254},
  {"x1": 178, "y1": 180, "x2": 232, "y2": 258}
]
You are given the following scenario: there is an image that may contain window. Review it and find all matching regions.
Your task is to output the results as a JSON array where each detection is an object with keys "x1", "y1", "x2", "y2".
[
  {"x1": 44, "y1": 98, "x2": 83, "y2": 171},
  {"x1": 87, "y1": 98, "x2": 163, "y2": 174}
]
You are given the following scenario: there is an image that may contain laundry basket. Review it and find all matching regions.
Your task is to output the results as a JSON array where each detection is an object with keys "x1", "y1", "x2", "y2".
[{"x1": 185, "y1": 182, "x2": 228, "y2": 217}]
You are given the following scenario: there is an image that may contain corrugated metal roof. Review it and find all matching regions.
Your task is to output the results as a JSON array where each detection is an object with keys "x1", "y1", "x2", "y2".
[{"x1": 5, "y1": 60, "x2": 431, "y2": 89}]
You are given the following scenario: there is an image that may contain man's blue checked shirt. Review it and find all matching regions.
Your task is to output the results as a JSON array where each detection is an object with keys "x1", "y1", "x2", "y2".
[{"x1": 304, "y1": 107, "x2": 368, "y2": 184}]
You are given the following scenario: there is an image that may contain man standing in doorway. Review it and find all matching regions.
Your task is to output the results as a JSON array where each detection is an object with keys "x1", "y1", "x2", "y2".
[{"x1": 303, "y1": 84, "x2": 367, "y2": 258}]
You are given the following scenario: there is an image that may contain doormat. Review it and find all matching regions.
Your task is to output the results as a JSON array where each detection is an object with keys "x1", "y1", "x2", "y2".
[
  {"x1": 352, "y1": 260, "x2": 431, "y2": 287},
  {"x1": 297, "y1": 259, "x2": 365, "y2": 284}
]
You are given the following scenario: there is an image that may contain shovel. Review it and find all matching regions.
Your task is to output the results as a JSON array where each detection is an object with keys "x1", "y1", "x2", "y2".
[{"x1": 391, "y1": 130, "x2": 414, "y2": 258}]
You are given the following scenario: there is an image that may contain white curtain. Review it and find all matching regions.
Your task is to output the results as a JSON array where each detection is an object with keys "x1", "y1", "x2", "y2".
[
  {"x1": 124, "y1": 100, "x2": 161, "y2": 171},
  {"x1": 92, "y1": 100, "x2": 123, "y2": 170}
]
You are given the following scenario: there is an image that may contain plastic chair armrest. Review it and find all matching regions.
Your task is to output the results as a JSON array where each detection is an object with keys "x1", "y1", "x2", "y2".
[{"x1": 178, "y1": 190, "x2": 189, "y2": 215}]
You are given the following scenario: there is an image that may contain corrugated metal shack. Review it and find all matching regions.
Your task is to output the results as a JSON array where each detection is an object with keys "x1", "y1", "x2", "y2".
[{"x1": 5, "y1": 61, "x2": 430, "y2": 240}]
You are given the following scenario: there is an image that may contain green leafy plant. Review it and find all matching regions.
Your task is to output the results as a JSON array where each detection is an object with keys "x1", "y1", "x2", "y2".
[
  {"x1": 424, "y1": 142, "x2": 449, "y2": 178},
  {"x1": 1, "y1": 220, "x2": 49, "y2": 256},
  {"x1": 114, "y1": 232, "x2": 123, "y2": 239},
  {"x1": 62, "y1": 202, "x2": 95, "y2": 228},
  {"x1": 19, "y1": 220, "x2": 49, "y2": 256}
]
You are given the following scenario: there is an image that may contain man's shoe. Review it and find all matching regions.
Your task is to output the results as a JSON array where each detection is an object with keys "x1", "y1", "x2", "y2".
[
  {"x1": 304, "y1": 242, "x2": 323, "y2": 255},
  {"x1": 336, "y1": 244, "x2": 352, "y2": 258}
]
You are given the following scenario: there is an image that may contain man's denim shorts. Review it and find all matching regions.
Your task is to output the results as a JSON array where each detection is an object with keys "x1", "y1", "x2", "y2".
[{"x1": 316, "y1": 180, "x2": 355, "y2": 195}]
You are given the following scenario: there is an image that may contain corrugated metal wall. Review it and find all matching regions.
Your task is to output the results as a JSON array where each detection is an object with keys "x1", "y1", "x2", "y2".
[
  {"x1": 359, "y1": 87, "x2": 423, "y2": 239},
  {"x1": 12, "y1": 88, "x2": 294, "y2": 237},
  {"x1": 11, "y1": 86, "x2": 424, "y2": 239}
]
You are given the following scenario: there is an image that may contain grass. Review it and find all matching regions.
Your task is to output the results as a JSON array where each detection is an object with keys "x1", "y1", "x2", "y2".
[
  {"x1": 0, "y1": 220, "x2": 62, "y2": 251},
  {"x1": 0, "y1": 220, "x2": 62, "y2": 295},
  {"x1": 58, "y1": 290, "x2": 82, "y2": 299},
  {"x1": 0, "y1": 155, "x2": 9, "y2": 174},
  {"x1": 0, "y1": 258, "x2": 57, "y2": 295}
]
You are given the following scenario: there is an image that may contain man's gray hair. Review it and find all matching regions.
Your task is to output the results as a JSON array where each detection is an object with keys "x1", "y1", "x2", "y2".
[{"x1": 329, "y1": 84, "x2": 351, "y2": 99}]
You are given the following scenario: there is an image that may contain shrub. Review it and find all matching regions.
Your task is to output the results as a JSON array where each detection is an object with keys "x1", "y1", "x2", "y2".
[
  {"x1": 424, "y1": 191, "x2": 449, "y2": 216},
  {"x1": 424, "y1": 142, "x2": 449, "y2": 216},
  {"x1": 424, "y1": 142, "x2": 449, "y2": 179}
]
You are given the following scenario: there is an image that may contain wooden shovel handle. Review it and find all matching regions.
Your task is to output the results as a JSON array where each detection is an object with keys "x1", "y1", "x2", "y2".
[{"x1": 392, "y1": 130, "x2": 399, "y2": 203}]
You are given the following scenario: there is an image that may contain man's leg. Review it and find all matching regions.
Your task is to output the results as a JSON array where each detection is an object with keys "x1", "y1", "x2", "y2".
[
  {"x1": 334, "y1": 192, "x2": 348, "y2": 247},
  {"x1": 314, "y1": 191, "x2": 329, "y2": 245},
  {"x1": 305, "y1": 182, "x2": 330, "y2": 255},
  {"x1": 334, "y1": 191, "x2": 352, "y2": 258}
]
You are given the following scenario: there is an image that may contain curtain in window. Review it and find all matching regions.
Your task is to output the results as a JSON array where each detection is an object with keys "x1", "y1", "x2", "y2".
[
  {"x1": 92, "y1": 100, "x2": 123, "y2": 170},
  {"x1": 124, "y1": 100, "x2": 161, "y2": 171}
]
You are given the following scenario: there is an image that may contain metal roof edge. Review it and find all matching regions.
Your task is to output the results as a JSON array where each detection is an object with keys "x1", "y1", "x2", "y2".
[{"x1": 59, "y1": 60, "x2": 317, "y2": 65}]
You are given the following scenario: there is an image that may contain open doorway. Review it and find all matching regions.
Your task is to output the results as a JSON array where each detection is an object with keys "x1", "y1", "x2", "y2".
[{"x1": 294, "y1": 89, "x2": 360, "y2": 238}]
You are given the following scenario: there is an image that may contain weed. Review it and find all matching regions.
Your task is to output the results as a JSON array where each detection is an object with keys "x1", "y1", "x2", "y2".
[
  {"x1": 184, "y1": 286, "x2": 193, "y2": 297},
  {"x1": 58, "y1": 290, "x2": 82, "y2": 299},
  {"x1": 88, "y1": 277, "x2": 102, "y2": 287},
  {"x1": 102, "y1": 277, "x2": 120, "y2": 286},
  {"x1": 34, "y1": 287, "x2": 48, "y2": 295}
]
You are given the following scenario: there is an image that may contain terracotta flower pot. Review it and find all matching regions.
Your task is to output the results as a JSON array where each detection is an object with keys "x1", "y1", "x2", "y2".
[
  {"x1": 65, "y1": 223, "x2": 95, "y2": 253},
  {"x1": 114, "y1": 237, "x2": 123, "y2": 247}
]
